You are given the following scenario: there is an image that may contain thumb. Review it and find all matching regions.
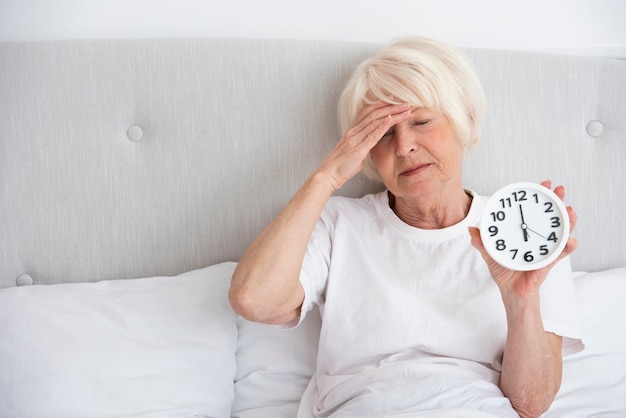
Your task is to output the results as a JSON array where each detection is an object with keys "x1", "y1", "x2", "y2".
[
  {"x1": 468, "y1": 226, "x2": 510, "y2": 277},
  {"x1": 468, "y1": 226, "x2": 483, "y2": 249},
  {"x1": 468, "y1": 226, "x2": 490, "y2": 261}
]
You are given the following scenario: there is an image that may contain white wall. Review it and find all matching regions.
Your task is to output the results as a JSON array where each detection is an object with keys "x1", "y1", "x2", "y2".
[{"x1": 1, "y1": 0, "x2": 625, "y2": 57}]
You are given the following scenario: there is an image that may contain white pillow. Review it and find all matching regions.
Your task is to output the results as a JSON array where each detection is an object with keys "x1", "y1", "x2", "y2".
[
  {"x1": 0, "y1": 262, "x2": 238, "y2": 418},
  {"x1": 231, "y1": 306, "x2": 321, "y2": 418},
  {"x1": 545, "y1": 268, "x2": 626, "y2": 417}
]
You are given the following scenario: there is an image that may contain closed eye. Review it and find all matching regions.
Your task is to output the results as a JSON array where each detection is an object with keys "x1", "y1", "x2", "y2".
[{"x1": 383, "y1": 119, "x2": 431, "y2": 138}]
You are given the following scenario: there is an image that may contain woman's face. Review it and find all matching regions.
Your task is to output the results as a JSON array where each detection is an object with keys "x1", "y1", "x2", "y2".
[{"x1": 369, "y1": 107, "x2": 464, "y2": 200}]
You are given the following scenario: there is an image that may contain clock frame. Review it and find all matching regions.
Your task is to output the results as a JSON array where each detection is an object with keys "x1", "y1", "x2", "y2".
[{"x1": 479, "y1": 182, "x2": 570, "y2": 271}]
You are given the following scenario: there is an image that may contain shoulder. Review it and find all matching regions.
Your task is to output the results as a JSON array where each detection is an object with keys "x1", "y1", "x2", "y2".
[
  {"x1": 461, "y1": 190, "x2": 489, "y2": 226},
  {"x1": 316, "y1": 191, "x2": 386, "y2": 232},
  {"x1": 324, "y1": 191, "x2": 384, "y2": 215}
]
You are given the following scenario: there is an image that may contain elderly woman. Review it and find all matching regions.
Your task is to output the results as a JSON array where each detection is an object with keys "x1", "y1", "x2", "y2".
[{"x1": 229, "y1": 37, "x2": 583, "y2": 418}]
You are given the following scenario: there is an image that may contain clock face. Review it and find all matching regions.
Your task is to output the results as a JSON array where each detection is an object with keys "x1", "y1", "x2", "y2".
[{"x1": 479, "y1": 182, "x2": 570, "y2": 271}]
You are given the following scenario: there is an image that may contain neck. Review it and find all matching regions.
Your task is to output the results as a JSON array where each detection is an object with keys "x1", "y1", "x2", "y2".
[{"x1": 389, "y1": 188, "x2": 472, "y2": 229}]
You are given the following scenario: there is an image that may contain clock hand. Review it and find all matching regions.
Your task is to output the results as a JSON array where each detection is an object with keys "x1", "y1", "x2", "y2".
[
  {"x1": 526, "y1": 226, "x2": 547, "y2": 239},
  {"x1": 519, "y1": 205, "x2": 529, "y2": 242}
]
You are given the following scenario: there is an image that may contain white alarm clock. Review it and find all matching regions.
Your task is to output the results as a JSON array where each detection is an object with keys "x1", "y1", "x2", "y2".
[{"x1": 479, "y1": 182, "x2": 570, "y2": 271}]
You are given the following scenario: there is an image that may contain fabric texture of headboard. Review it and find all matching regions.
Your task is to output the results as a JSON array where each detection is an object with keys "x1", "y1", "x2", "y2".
[{"x1": 1, "y1": 39, "x2": 625, "y2": 288}]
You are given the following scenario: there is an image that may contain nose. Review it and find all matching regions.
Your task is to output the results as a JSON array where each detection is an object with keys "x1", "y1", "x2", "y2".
[{"x1": 394, "y1": 125, "x2": 418, "y2": 157}]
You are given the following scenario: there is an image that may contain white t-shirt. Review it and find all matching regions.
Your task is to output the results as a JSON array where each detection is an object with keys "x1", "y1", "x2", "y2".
[{"x1": 293, "y1": 190, "x2": 583, "y2": 418}]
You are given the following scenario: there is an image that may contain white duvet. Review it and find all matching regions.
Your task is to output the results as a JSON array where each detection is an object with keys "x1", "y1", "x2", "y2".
[
  {"x1": 298, "y1": 355, "x2": 518, "y2": 417},
  {"x1": 1, "y1": 266, "x2": 625, "y2": 417}
]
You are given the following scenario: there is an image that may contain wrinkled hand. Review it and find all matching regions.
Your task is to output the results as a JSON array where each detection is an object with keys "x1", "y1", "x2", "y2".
[
  {"x1": 317, "y1": 101, "x2": 411, "y2": 191},
  {"x1": 469, "y1": 181, "x2": 578, "y2": 298}
]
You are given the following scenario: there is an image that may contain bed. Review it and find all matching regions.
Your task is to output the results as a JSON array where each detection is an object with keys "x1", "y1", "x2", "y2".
[{"x1": 1, "y1": 38, "x2": 625, "y2": 417}]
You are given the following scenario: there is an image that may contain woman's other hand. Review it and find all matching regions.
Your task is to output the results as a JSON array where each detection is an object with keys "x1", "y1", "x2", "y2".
[{"x1": 469, "y1": 180, "x2": 578, "y2": 298}]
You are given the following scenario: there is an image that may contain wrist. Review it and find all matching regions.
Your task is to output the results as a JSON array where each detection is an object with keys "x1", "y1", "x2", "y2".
[
  {"x1": 310, "y1": 169, "x2": 345, "y2": 193},
  {"x1": 501, "y1": 288, "x2": 542, "y2": 322}
]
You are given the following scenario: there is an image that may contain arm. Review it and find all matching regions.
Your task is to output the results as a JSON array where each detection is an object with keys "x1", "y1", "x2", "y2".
[
  {"x1": 498, "y1": 284, "x2": 564, "y2": 418},
  {"x1": 469, "y1": 182, "x2": 578, "y2": 417},
  {"x1": 229, "y1": 101, "x2": 411, "y2": 324}
]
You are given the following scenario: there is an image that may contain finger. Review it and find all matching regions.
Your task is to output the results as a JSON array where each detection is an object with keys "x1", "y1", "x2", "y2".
[
  {"x1": 553, "y1": 184, "x2": 565, "y2": 201},
  {"x1": 360, "y1": 110, "x2": 410, "y2": 147},
  {"x1": 340, "y1": 107, "x2": 408, "y2": 151},
  {"x1": 350, "y1": 101, "x2": 388, "y2": 127},
  {"x1": 469, "y1": 226, "x2": 509, "y2": 275},
  {"x1": 548, "y1": 235, "x2": 578, "y2": 271},
  {"x1": 351, "y1": 102, "x2": 410, "y2": 136},
  {"x1": 341, "y1": 109, "x2": 410, "y2": 158},
  {"x1": 565, "y1": 236, "x2": 578, "y2": 255},
  {"x1": 562, "y1": 210, "x2": 578, "y2": 256},
  {"x1": 356, "y1": 104, "x2": 410, "y2": 136},
  {"x1": 567, "y1": 205, "x2": 577, "y2": 233},
  {"x1": 541, "y1": 182, "x2": 574, "y2": 232},
  {"x1": 468, "y1": 227, "x2": 486, "y2": 255},
  {"x1": 545, "y1": 205, "x2": 578, "y2": 270},
  {"x1": 358, "y1": 100, "x2": 408, "y2": 120},
  {"x1": 540, "y1": 180, "x2": 566, "y2": 201}
]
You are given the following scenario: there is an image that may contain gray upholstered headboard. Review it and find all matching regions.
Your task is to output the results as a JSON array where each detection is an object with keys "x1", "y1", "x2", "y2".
[{"x1": 1, "y1": 39, "x2": 625, "y2": 288}]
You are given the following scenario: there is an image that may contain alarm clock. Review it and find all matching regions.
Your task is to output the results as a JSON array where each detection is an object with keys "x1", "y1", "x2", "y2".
[{"x1": 479, "y1": 182, "x2": 570, "y2": 271}]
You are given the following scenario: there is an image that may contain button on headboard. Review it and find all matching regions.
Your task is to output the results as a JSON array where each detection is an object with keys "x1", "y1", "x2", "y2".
[{"x1": 1, "y1": 39, "x2": 625, "y2": 287}]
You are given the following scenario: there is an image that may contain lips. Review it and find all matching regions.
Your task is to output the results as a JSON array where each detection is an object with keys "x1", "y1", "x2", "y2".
[{"x1": 400, "y1": 163, "x2": 432, "y2": 176}]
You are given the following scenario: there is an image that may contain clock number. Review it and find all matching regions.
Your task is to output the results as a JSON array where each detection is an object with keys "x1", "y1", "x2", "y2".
[
  {"x1": 524, "y1": 251, "x2": 534, "y2": 262},
  {"x1": 499, "y1": 190, "x2": 529, "y2": 208},
  {"x1": 533, "y1": 193, "x2": 539, "y2": 204},
  {"x1": 488, "y1": 225, "x2": 498, "y2": 237},
  {"x1": 544, "y1": 202, "x2": 554, "y2": 213},
  {"x1": 510, "y1": 249, "x2": 518, "y2": 259},
  {"x1": 540, "y1": 245, "x2": 549, "y2": 255},
  {"x1": 550, "y1": 217, "x2": 561, "y2": 228},
  {"x1": 513, "y1": 190, "x2": 527, "y2": 202},
  {"x1": 496, "y1": 239, "x2": 506, "y2": 251},
  {"x1": 547, "y1": 232, "x2": 558, "y2": 243},
  {"x1": 490, "y1": 211, "x2": 506, "y2": 222}
]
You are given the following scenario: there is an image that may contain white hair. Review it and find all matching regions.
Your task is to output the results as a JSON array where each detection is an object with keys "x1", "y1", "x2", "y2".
[{"x1": 338, "y1": 36, "x2": 486, "y2": 181}]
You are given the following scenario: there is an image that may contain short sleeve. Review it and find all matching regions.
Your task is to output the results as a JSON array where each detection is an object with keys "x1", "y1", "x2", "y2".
[
  {"x1": 540, "y1": 256, "x2": 585, "y2": 356},
  {"x1": 276, "y1": 211, "x2": 333, "y2": 330}
]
